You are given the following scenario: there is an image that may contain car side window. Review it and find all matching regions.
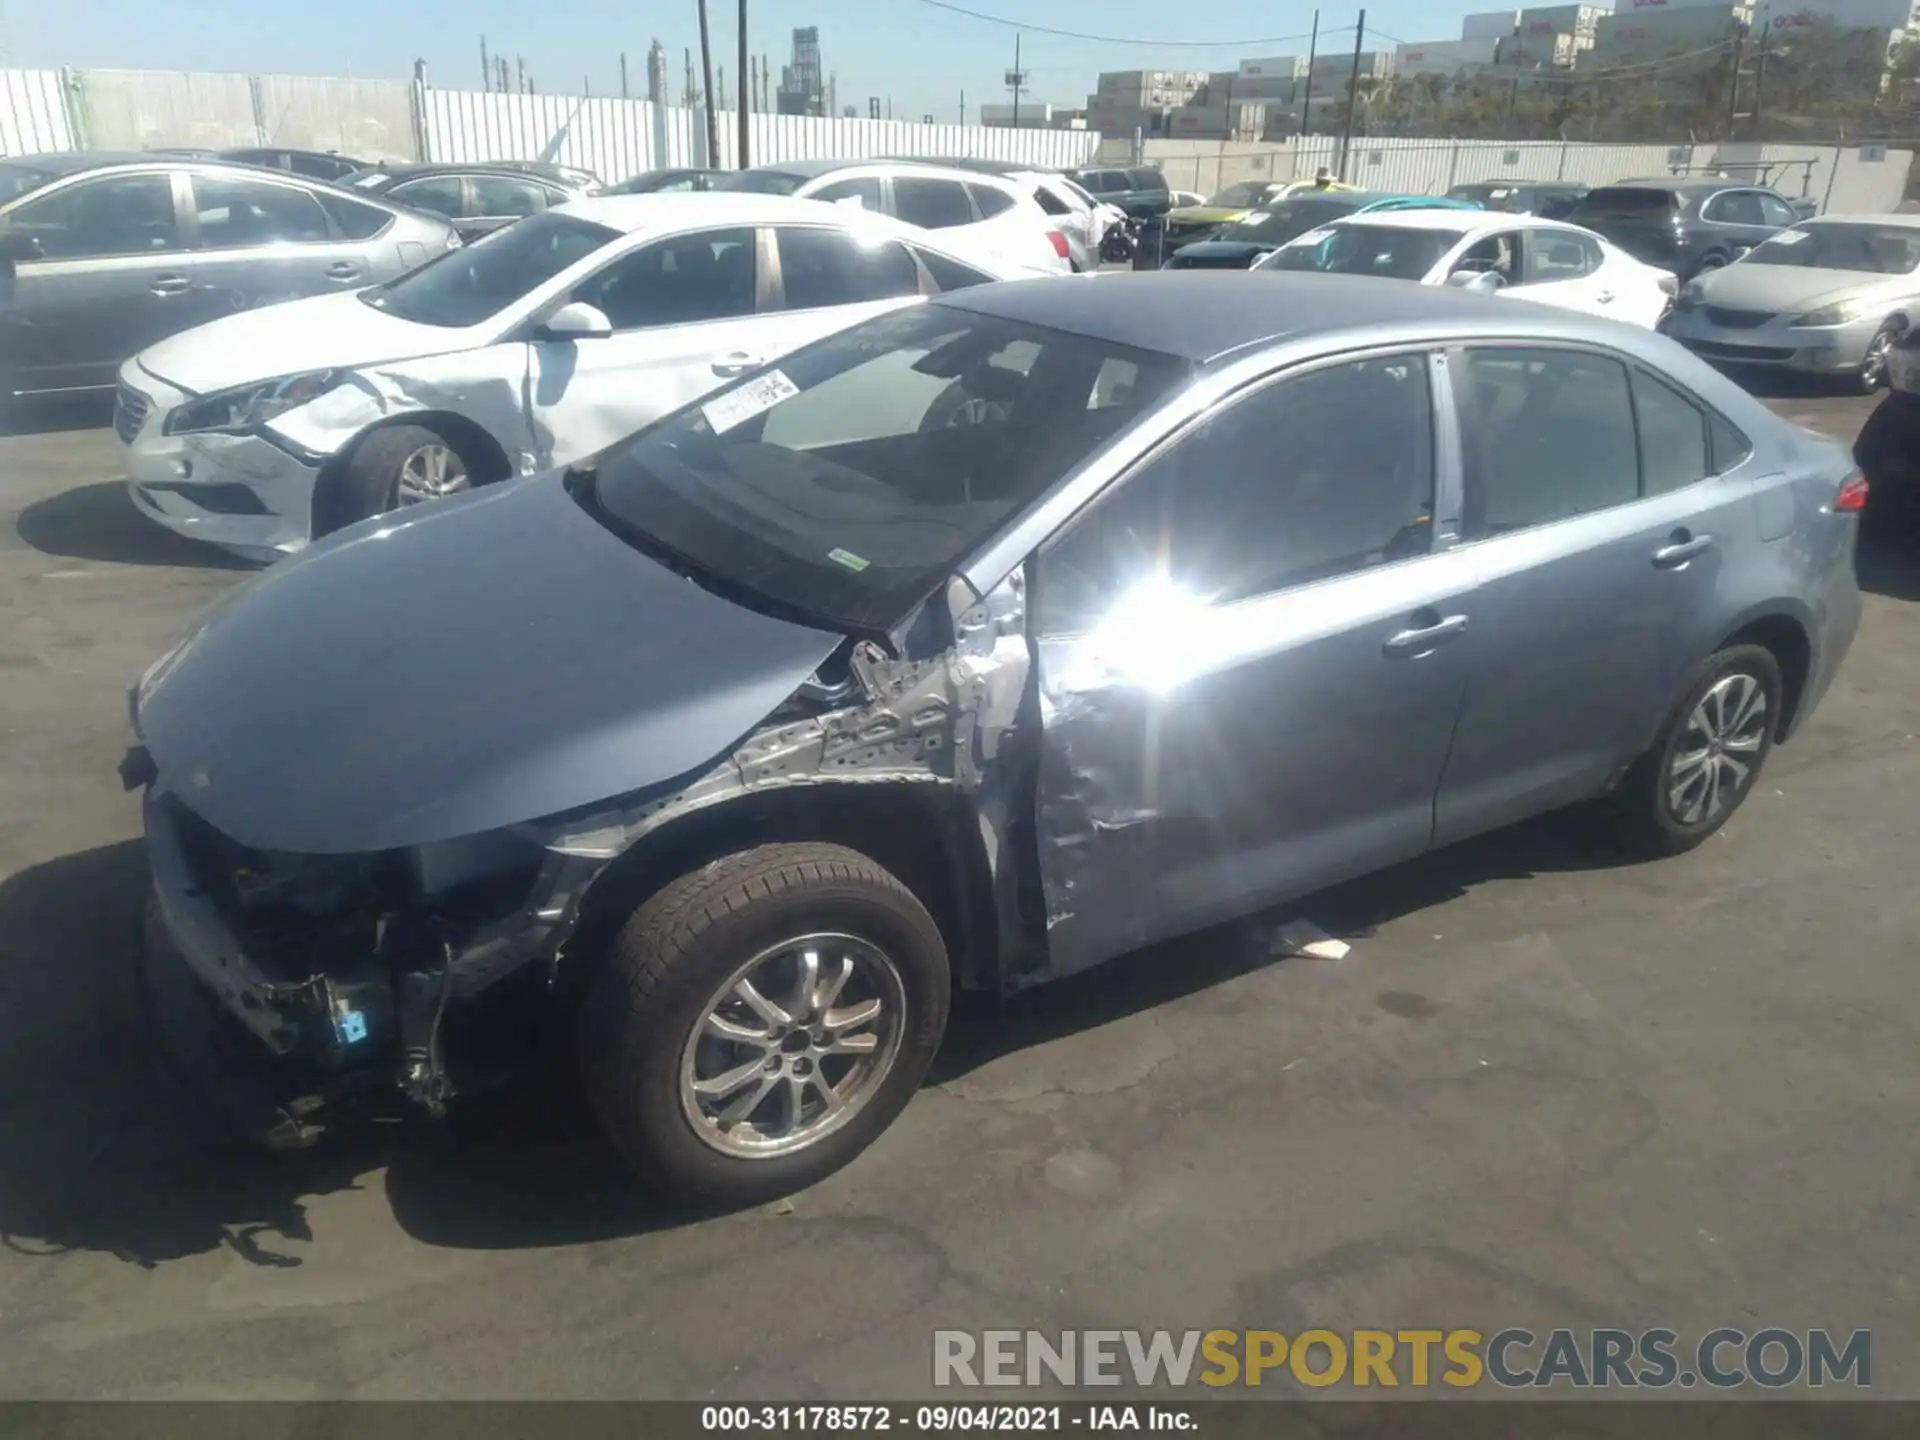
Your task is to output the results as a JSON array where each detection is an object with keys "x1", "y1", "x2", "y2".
[
  {"x1": 1031, "y1": 184, "x2": 1071, "y2": 217},
  {"x1": 390, "y1": 175, "x2": 465, "y2": 218},
  {"x1": 315, "y1": 190, "x2": 394, "y2": 240},
  {"x1": 892, "y1": 177, "x2": 975, "y2": 230},
  {"x1": 470, "y1": 176, "x2": 547, "y2": 217},
  {"x1": 1527, "y1": 231, "x2": 1596, "y2": 281},
  {"x1": 1708, "y1": 412, "x2": 1752, "y2": 474},
  {"x1": 569, "y1": 226, "x2": 755, "y2": 329},
  {"x1": 812, "y1": 176, "x2": 883, "y2": 211},
  {"x1": 774, "y1": 227, "x2": 918, "y2": 309},
  {"x1": 6, "y1": 174, "x2": 182, "y2": 259},
  {"x1": 1454, "y1": 232, "x2": 1521, "y2": 282},
  {"x1": 1708, "y1": 191, "x2": 1765, "y2": 226},
  {"x1": 192, "y1": 176, "x2": 331, "y2": 247},
  {"x1": 910, "y1": 247, "x2": 995, "y2": 292},
  {"x1": 967, "y1": 183, "x2": 1016, "y2": 219},
  {"x1": 1756, "y1": 193, "x2": 1796, "y2": 228},
  {"x1": 1125, "y1": 168, "x2": 1163, "y2": 191},
  {"x1": 1037, "y1": 354, "x2": 1436, "y2": 632},
  {"x1": 1631, "y1": 369, "x2": 1711, "y2": 495},
  {"x1": 1457, "y1": 348, "x2": 1640, "y2": 536},
  {"x1": 293, "y1": 154, "x2": 359, "y2": 181}
]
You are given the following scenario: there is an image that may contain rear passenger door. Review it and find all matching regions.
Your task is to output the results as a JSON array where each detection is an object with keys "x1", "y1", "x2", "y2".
[
  {"x1": 183, "y1": 171, "x2": 369, "y2": 315},
  {"x1": 1509, "y1": 229, "x2": 1610, "y2": 318},
  {"x1": 1432, "y1": 345, "x2": 1759, "y2": 845}
]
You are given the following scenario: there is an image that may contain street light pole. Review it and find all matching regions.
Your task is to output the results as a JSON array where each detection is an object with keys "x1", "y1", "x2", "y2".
[
  {"x1": 737, "y1": 0, "x2": 750, "y2": 166},
  {"x1": 1339, "y1": 9, "x2": 1366, "y2": 180},
  {"x1": 697, "y1": 0, "x2": 720, "y2": 166}
]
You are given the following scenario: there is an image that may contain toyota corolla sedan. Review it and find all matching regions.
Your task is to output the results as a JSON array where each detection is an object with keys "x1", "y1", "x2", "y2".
[
  {"x1": 116, "y1": 193, "x2": 1041, "y2": 562},
  {"x1": 128, "y1": 272, "x2": 1862, "y2": 1204}
]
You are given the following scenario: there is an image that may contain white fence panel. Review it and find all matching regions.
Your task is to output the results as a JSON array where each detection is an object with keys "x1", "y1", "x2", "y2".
[
  {"x1": 72, "y1": 68, "x2": 259, "y2": 150},
  {"x1": 0, "y1": 70, "x2": 74, "y2": 156},
  {"x1": 254, "y1": 75, "x2": 419, "y2": 161}
]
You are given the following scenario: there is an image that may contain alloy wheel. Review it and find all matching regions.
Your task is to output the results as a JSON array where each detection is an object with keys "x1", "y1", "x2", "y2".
[
  {"x1": 1667, "y1": 672, "x2": 1769, "y2": 826},
  {"x1": 1862, "y1": 328, "x2": 1895, "y2": 391},
  {"x1": 678, "y1": 933, "x2": 906, "y2": 1159},
  {"x1": 394, "y1": 442, "x2": 470, "y2": 506}
]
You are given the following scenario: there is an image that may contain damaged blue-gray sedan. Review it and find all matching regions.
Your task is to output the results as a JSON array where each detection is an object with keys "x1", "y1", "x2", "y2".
[{"x1": 126, "y1": 272, "x2": 1863, "y2": 1205}]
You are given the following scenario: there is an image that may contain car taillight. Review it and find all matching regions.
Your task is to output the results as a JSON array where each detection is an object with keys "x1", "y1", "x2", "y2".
[
  {"x1": 1834, "y1": 471, "x2": 1869, "y2": 513},
  {"x1": 1047, "y1": 230, "x2": 1070, "y2": 259}
]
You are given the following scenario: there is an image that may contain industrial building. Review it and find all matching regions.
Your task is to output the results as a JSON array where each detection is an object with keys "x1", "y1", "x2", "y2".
[{"x1": 776, "y1": 27, "x2": 826, "y2": 117}]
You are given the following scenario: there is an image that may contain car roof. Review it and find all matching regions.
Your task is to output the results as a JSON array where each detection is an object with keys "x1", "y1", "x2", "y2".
[
  {"x1": 1603, "y1": 177, "x2": 1770, "y2": 194},
  {"x1": 929, "y1": 270, "x2": 1592, "y2": 366},
  {"x1": 1325, "y1": 207, "x2": 1519, "y2": 232},
  {"x1": 554, "y1": 191, "x2": 931, "y2": 236},
  {"x1": 353, "y1": 161, "x2": 581, "y2": 181},
  {"x1": 0, "y1": 150, "x2": 181, "y2": 175},
  {"x1": 1801, "y1": 211, "x2": 1920, "y2": 228}
]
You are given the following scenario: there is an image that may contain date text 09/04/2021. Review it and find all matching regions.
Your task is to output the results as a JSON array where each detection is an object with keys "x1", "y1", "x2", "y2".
[{"x1": 701, "y1": 1406, "x2": 1191, "y2": 1432}]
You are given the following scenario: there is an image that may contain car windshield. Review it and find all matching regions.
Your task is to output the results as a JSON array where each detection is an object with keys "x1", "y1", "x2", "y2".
[
  {"x1": 0, "y1": 162, "x2": 61, "y2": 206},
  {"x1": 1220, "y1": 196, "x2": 1364, "y2": 244},
  {"x1": 1206, "y1": 181, "x2": 1270, "y2": 208},
  {"x1": 1573, "y1": 188, "x2": 1677, "y2": 219},
  {"x1": 588, "y1": 303, "x2": 1191, "y2": 633},
  {"x1": 717, "y1": 168, "x2": 807, "y2": 195},
  {"x1": 360, "y1": 212, "x2": 618, "y2": 327},
  {"x1": 1267, "y1": 222, "x2": 1464, "y2": 280},
  {"x1": 1742, "y1": 222, "x2": 1920, "y2": 274}
]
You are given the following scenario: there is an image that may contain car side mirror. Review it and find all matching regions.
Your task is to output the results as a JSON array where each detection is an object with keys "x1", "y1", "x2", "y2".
[
  {"x1": 0, "y1": 231, "x2": 45, "y2": 263},
  {"x1": 1447, "y1": 269, "x2": 1504, "y2": 294},
  {"x1": 537, "y1": 301, "x2": 614, "y2": 341}
]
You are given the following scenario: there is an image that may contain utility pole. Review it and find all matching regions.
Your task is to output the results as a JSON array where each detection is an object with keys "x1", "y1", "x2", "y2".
[
  {"x1": 497, "y1": 56, "x2": 509, "y2": 93},
  {"x1": 1506, "y1": 24, "x2": 1522, "y2": 134},
  {"x1": 697, "y1": 0, "x2": 720, "y2": 164},
  {"x1": 960, "y1": 89, "x2": 966, "y2": 124},
  {"x1": 516, "y1": 55, "x2": 527, "y2": 93},
  {"x1": 1725, "y1": 19, "x2": 1746, "y2": 140},
  {"x1": 620, "y1": 52, "x2": 629, "y2": 99},
  {"x1": 1751, "y1": 19, "x2": 1772, "y2": 141},
  {"x1": 684, "y1": 49, "x2": 695, "y2": 107},
  {"x1": 480, "y1": 36, "x2": 491, "y2": 90},
  {"x1": 1300, "y1": 10, "x2": 1319, "y2": 135},
  {"x1": 738, "y1": 0, "x2": 751, "y2": 166},
  {"x1": 719, "y1": 65, "x2": 727, "y2": 111},
  {"x1": 1339, "y1": 9, "x2": 1365, "y2": 180},
  {"x1": 1006, "y1": 32, "x2": 1028, "y2": 128},
  {"x1": 761, "y1": 53, "x2": 771, "y2": 110}
]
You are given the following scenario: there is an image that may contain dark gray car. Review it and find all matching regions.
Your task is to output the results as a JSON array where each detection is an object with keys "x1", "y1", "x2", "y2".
[
  {"x1": 0, "y1": 153, "x2": 458, "y2": 404},
  {"x1": 128, "y1": 273, "x2": 1861, "y2": 1203},
  {"x1": 1064, "y1": 164, "x2": 1171, "y2": 219},
  {"x1": 341, "y1": 162, "x2": 597, "y2": 242},
  {"x1": 1569, "y1": 178, "x2": 1805, "y2": 282}
]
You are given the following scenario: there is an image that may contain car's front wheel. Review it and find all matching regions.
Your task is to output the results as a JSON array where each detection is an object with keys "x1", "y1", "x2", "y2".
[
  {"x1": 579, "y1": 843, "x2": 951, "y2": 1206},
  {"x1": 318, "y1": 423, "x2": 486, "y2": 535},
  {"x1": 1615, "y1": 644, "x2": 1782, "y2": 856},
  {"x1": 1859, "y1": 323, "x2": 1900, "y2": 393}
]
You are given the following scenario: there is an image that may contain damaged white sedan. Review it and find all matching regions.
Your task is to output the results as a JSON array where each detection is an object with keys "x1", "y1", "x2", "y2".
[
  {"x1": 114, "y1": 193, "x2": 1041, "y2": 562},
  {"x1": 127, "y1": 273, "x2": 1860, "y2": 1204}
]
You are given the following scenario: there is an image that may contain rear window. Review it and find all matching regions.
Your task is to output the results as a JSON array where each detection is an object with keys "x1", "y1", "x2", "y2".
[
  {"x1": 1126, "y1": 169, "x2": 1165, "y2": 190},
  {"x1": 316, "y1": 190, "x2": 396, "y2": 240},
  {"x1": 1575, "y1": 188, "x2": 1678, "y2": 217},
  {"x1": 966, "y1": 182, "x2": 1016, "y2": 219},
  {"x1": 717, "y1": 168, "x2": 807, "y2": 196}
]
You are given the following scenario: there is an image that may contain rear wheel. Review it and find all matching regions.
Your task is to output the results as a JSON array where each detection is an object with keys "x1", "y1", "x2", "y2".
[
  {"x1": 1615, "y1": 645, "x2": 1781, "y2": 857},
  {"x1": 579, "y1": 843, "x2": 951, "y2": 1206}
]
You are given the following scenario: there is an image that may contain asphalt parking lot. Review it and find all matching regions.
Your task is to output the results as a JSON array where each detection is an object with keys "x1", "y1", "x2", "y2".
[{"x1": 1, "y1": 386, "x2": 1917, "y2": 1403}]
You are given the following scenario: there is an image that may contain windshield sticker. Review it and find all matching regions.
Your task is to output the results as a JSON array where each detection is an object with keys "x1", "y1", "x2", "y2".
[
  {"x1": 827, "y1": 548, "x2": 871, "y2": 573},
  {"x1": 1243, "y1": 210, "x2": 1271, "y2": 225},
  {"x1": 1769, "y1": 229, "x2": 1810, "y2": 244},
  {"x1": 1290, "y1": 227, "x2": 1336, "y2": 246},
  {"x1": 701, "y1": 369, "x2": 800, "y2": 435},
  {"x1": 353, "y1": 173, "x2": 388, "y2": 188}
]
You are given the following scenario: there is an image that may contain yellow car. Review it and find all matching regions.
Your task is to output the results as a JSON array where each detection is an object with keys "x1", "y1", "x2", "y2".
[{"x1": 1163, "y1": 177, "x2": 1361, "y2": 244}]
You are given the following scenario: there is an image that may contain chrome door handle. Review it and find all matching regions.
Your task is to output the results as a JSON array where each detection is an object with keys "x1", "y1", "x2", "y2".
[
  {"x1": 1652, "y1": 533, "x2": 1713, "y2": 568},
  {"x1": 711, "y1": 353, "x2": 763, "y2": 377},
  {"x1": 1383, "y1": 613, "x2": 1469, "y2": 655},
  {"x1": 149, "y1": 274, "x2": 192, "y2": 296},
  {"x1": 325, "y1": 261, "x2": 362, "y2": 280},
  {"x1": 1596, "y1": 290, "x2": 1615, "y2": 303}
]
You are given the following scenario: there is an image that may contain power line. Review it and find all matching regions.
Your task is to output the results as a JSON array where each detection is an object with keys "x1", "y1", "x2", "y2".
[{"x1": 908, "y1": 0, "x2": 1336, "y2": 49}]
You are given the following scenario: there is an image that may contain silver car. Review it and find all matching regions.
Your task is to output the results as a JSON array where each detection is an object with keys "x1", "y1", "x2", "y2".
[
  {"x1": 1662, "y1": 213, "x2": 1920, "y2": 390},
  {"x1": 129, "y1": 273, "x2": 1861, "y2": 1203},
  {"x1": 0, "y1": 153, "x2": 458, "y2": 409}
]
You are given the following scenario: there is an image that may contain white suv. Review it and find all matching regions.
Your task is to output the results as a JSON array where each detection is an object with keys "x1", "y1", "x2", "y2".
[{"x1": 719, "y1": 159, "x2": 1073, "y2": 274}]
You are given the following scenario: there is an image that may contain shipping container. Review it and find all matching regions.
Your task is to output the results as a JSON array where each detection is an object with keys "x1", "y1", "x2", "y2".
[
  {"x1": 1518, "y1": 4, "x2": 1607, "y2": 38},
  {"x1": 1461, "y1": 10, "x2": 1522, "y2": 39},
  {"x1": 1593, "y1": 3, "x2": 1749, "y2": 58},
  {"x1": 1238, "y1": 54, "x2": 1307, "y2": 78},
  {"x1": 1396, "y1": 36, "x2": 1504, "y2": 74}
]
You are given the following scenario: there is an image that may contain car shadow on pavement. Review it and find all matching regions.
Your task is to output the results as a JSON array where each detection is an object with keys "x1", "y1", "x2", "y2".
[
  {"x1": 1857, "y1": 510, "x2": 1920, "y2": 600},
  {"x1": 16, "y1": 482, "x2": 253, "y2": 571},
  {"x1": 0, "y1": 395, "x2": 115, "y2": 438},
  {"x1": 0, "y1": 812, "x2": 1644, "y2": 1264}
]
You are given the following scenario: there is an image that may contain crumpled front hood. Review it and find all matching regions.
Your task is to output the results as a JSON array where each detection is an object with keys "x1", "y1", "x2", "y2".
[
  {"x1": 136, "y1": 291, "x2": 475, "y2": 396},
  {"x1": 134, "y1": 475, "x2": 846, "y2": 855},
  {"x1": 1694, "y1": 263, "x2": 1896, "y2": 317}
]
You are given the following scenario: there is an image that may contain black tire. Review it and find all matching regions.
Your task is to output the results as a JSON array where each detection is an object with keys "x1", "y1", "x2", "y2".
[
  {"x1": 1858, "y1": 324, "x2": 1899, "y2": 393},
  {"x1": 1615, "y1": 644, "x2": 1782, "y2": 858},
  {"x1": 1692, "y1": 253, "x2": 1729, "y2": 278},
  {"x1": 316, "y1": 422, "x2": 479, "y2": 536},
  {"x1": 579, "y1": 843, "x2": 951, "y2": 1206}
]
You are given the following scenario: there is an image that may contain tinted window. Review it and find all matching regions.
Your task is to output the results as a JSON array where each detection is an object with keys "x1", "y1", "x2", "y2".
[
  {"x1": 1573, "y1": 187, "x2": 1677, "y2": 219},
  {"x1": 1041, "y1": 355, "x2": 1435, "y2": 628},
  {"x1": 469, "y1": 175, "x2": 547, "y2": 217},
  {"x1": 1459, "y1": 349, "x2": 1639, "y2": 535},
  {"x1": 6, "y1": 174, "x2": 180, "y2": 259},
  {"x1": 291, "y1": 154, "x2": 361, "y2": 181},
  {"x1": 812, "y1": 176, "x2": 883, "y2": 211},
  {"x1": 192, "y1": 175, "x2": 331, "y2": 247},
  {"x1": 1757, "y1": 194, "x2": 1796, "y2": 228},
  {"x1": 591, "y1": 304, "x2": 1188, "y2": 633},
  {"x1": 1270, "y1": 223, "x2": 1463, "y2": 280},
  {"x1": 0, "y1": 161, "x2": 62, "y2": 206},
  {"x1": 967, "y1": 182, "x2": 1016, "y2": 219},
  {"x1": 1221, "y1": 195, "x2": 1361, "y2": 244},
  {"x1": 391, "y1": 175, "x2": 465, "y2": 218},
  {"x1": 1528, "y1": 231, "x2": 1599, "y2": 281},
  {"x1": 775, "y1": 227, "x2": 918, "y2": 308},
  {"x1": 912, "y1": 247, "x2": 995, "y2": 291},
  {"x1": 571, "y1": 226, "x2": 755, "y2": 328},
  {"x1": 1708, "y1": 191, "x2": 1766, "y2": 226},
  {"x1": 363, "y1": 211, "x2": 618, "y2": 326},
  {"x1": 1030, "y1": 184, "x2": 1071, "y2": 217},
  {"x1": 718, "y1": 168, "x2": 807, "y2": 195},
  {"x1": 1453, "y1": 231, "x2": 1523, "y2": 282},
  {"x1": 893, "y1": 177, "x2": 975, "y2": 229},
  {"x1": 316, "y1": 190, "x2": 394, "y2": 240},
  {"x1": 1632, "y1": 369, "x2": 1710, "y2": 495},
  {"x1": 1709, "y1": 413, "x2": 1751, "y2": 474},
  {"x1": 1126, "y1": 168, "x2": 1165, "y2": 191}
]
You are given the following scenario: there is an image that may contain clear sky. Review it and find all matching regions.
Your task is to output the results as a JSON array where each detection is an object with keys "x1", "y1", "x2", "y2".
[{"x1": 5, "y1": 0, "x2": 1455, "y2": 122}]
